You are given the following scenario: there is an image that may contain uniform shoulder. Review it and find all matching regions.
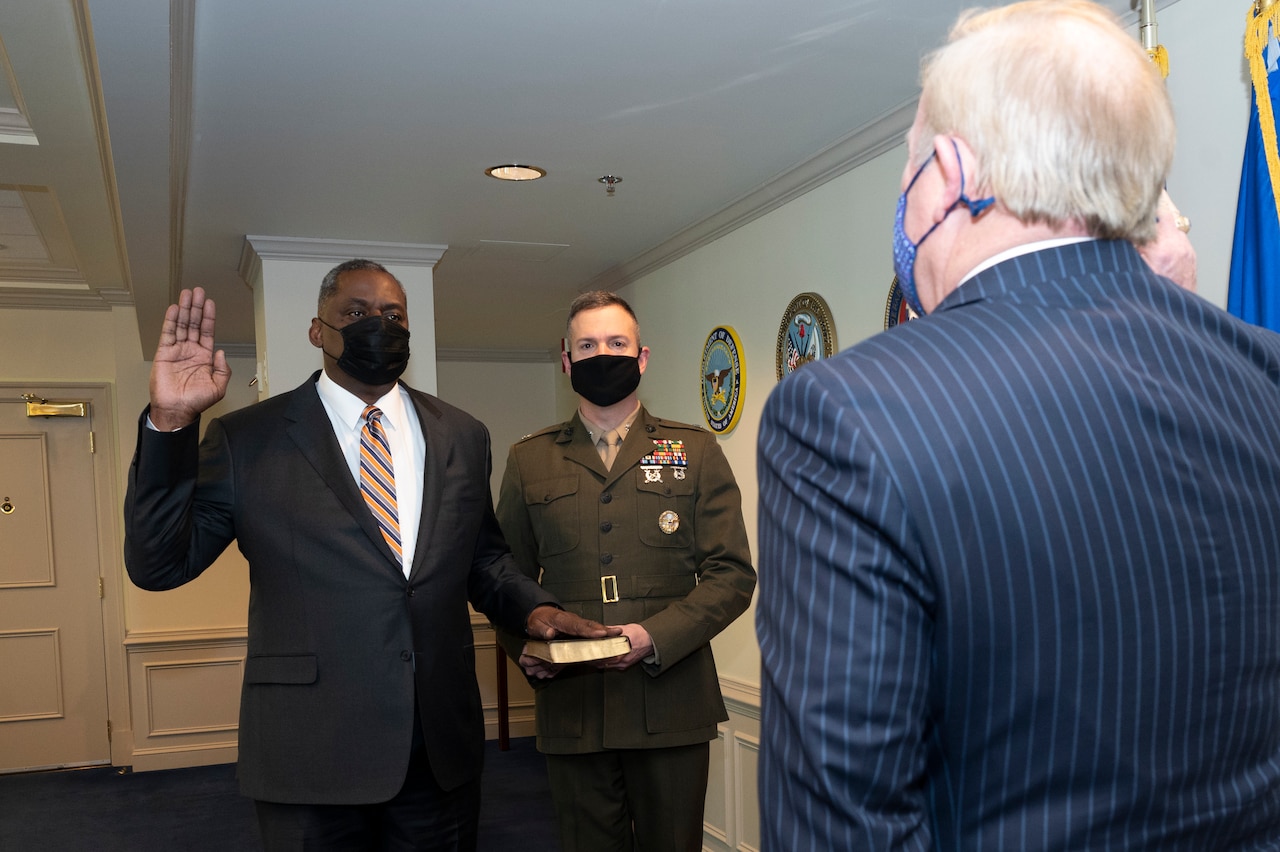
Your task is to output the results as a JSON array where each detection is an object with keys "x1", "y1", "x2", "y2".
[
  {"x1": 516, "y1": 422, "x2": 570, "y2": 443},
  {"x1": 650, "y1": 416, "x2": 710, "y2": 436}
]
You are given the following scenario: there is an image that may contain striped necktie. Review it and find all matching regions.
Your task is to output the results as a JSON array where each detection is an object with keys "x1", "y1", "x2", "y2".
[{"x1": 359, "y1": 405, "x2": 401, "y2": 564}]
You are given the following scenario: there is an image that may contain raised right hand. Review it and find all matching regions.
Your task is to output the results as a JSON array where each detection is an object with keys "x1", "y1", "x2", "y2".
[{"x1": 149, "y1": 287, "x2": 231, "y2": 431}]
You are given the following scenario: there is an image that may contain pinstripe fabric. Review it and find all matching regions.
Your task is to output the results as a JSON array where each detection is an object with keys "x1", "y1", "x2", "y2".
[
  {"x1": 360, "y1": 405, "x2": 401, "y2": 563},
  {"x1": 756, "y1": 241, "x2": 1280, "y2": 851}
]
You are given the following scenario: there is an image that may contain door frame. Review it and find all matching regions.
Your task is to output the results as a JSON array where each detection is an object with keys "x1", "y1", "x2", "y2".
[{"x1": 0, "y1": 382, "x2": 131, "y2": 767}]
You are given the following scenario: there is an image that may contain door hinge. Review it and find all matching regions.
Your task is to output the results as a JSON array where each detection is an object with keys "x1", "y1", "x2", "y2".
[
  {"x1": 99, "y1": 577, "x2": 105, "y2": 599},
  {"x1": 107, "y1": 720, "x2": 112, "y2": 742},
  {"x1": 89, "y1": 431, "x2": 95, "y2": 453}
]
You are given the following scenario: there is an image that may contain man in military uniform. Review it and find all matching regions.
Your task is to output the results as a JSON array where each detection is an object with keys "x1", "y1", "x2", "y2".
[{"x1": 495, "y1": 291, "x2": 756, "y2": 852}]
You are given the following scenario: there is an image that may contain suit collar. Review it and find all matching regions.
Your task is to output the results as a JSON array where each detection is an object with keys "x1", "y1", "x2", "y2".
[{"x1": 937, "y1": 239, "x2": 1150, "y2": 313}]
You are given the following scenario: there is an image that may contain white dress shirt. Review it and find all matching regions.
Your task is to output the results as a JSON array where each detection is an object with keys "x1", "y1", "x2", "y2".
[{"x1": 315, "y1": 371, "x2": 425, "y2": 577}]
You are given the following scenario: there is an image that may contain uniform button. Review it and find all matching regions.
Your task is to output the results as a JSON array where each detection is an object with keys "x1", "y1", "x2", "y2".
[
  {"x1": 600, "y1": 521, "x2": 612, "y2": 533},
  {"x1": 407, "y1": 587, "x2": 415, "y2": 597},
  {"x1": 600, "y1": 553, "x2": 613, "y2": 565},
  {"x1": 400, "y1": 650, "x2": 412, "y2": 662},
  {"x1": 645, "y1": 425, "x2": 656, "y2": 433},
  {"x1": 600, "y1": 492, "x2": 612, "y2": 504}
]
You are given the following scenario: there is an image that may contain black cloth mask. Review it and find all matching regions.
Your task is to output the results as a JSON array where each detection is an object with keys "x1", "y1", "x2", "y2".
[
  {"x1": 570, "y1": 354, "x2": 641, "y2": 407},
  {"x1": 320, "y1": 316, "x2": 410, "y2": 386}
]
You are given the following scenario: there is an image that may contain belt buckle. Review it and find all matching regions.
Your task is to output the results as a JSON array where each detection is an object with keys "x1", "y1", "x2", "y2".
[{"x1": 600, "y1": 575, "x2": 619, "y2": 603}]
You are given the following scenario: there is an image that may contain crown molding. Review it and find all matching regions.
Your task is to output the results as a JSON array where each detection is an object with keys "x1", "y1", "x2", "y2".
[
  {"x1": 239, "y1": 237, "x2": 450, "y2": 286},
  {"x1": 73, "y1": 0, "x2": 134, "y2": 301},
  {"x1": 590, "y1": 97, "x2": 918, "y2": 291},
  {"x1": 437, "y1": 347, "x2": 558, "y2": 364},
  {"x1": 218, "y1": 342, "x2": 257, "y2": 359},
  {"x1": 0, "y1": 291, "x2": 115, "y2": 310},
  {"x1": 243, "y1": 236, "x2": 447, "y2": 264},
  {"x1": 168, "y1": 0, "x2": 195, "y2": 303}
]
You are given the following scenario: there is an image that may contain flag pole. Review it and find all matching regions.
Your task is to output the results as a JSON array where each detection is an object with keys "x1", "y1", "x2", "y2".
[{"x1": 1139, "y1": 0, "x2": 1169, "y2": 77}]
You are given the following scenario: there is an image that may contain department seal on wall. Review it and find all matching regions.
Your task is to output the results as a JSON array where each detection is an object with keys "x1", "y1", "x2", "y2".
[
  {"x1": 701, "y1": 325, "x2": 745, "y2": 434},
  {"x1": 776, "y1": 292, "x2": 837, "y2": 380},
  {"x1": 884, "y1": 276, "x2": 921, "y2": 328}
]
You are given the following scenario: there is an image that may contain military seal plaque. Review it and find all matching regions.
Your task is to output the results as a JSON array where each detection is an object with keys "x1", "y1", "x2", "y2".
[
  {"x1": 701, "y1": 325, "x2": 745, "y2": 434},
  {"x1": 776, "y1": 292, "x2": 837, "y2": 380},
  {"x1": 884, "y1": 276, "x2": 920, "y2": 329}
]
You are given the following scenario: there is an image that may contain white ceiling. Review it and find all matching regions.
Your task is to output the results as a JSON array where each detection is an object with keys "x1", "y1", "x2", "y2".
[{"x1": 0, "y1": 0, "x2": 1150, "y2": 358}]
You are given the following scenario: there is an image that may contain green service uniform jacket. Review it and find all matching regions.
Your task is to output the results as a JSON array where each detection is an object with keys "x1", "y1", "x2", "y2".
[{"x1": 496, "y1": 406, "x2": 756, "y2": 754}]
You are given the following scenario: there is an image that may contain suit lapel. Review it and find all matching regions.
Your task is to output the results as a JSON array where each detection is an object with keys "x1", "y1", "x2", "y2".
[
  {"x1": 284, "y1": 377, "x2": 404, "y2": 575},
  {"x1": 407, "y1": 389, "x2": 446, "y2": 582}
]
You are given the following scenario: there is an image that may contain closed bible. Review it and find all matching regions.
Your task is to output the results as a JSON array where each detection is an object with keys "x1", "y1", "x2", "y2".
[{"x1": 524, "y1": 635, "x2": 631, "y2": 664}]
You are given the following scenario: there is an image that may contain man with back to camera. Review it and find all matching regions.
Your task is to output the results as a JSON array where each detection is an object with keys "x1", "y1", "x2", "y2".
[
  {"x1": 124, "y1": 258, "x2": 615, "y2": 851},
  {"x1": 756, "y1": 2, "x2": 1280, "y2": 849},
  {"x1": 494, "y1": 290, "x2": 756, "y2": 852}
]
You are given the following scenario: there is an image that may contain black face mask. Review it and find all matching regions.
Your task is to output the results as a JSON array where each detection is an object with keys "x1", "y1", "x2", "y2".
[
  {"x1": 320, "y1": 315, "x2": 410, "y2": 386},
  {"x1": 570, "y1": 354, "x2": 641, "y2": 407}
]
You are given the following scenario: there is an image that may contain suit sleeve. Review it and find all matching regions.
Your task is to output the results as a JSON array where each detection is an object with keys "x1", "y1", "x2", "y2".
[
  {"x1": 756, "y1": 367, "x2": 935, "y2": 851},
  {"x1": 464, "y1": 424, "x2": 557, "y2": 636},
  {"x1": 492, "y1": 442, "x2": 542, "y2": 661},
  {"x1": 639, "y1": 432, "x2": 756, "y2": 673},
  {"x1": 123, "y1": 409, "x2": 236, "y2": 591}
]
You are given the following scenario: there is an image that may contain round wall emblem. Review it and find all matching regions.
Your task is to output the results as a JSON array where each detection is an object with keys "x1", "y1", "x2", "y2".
[
  {"x1": 884, "y1": 276, "x2": 920, "y2": 328},
  {"x1": 701, "y1": 325, "x2": 745, "y2": 434},
  {"x1": 776, "y1": 292, "x2": 837, "y2": 380}
]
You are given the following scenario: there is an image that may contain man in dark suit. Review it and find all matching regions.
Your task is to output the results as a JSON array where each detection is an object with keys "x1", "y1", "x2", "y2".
[
  {"x1": 757, "y1": 2, "x2": 1280, "y2": 850},
  {"x1": 124, "y1": 259, "x2": 613, "y2": 851}
]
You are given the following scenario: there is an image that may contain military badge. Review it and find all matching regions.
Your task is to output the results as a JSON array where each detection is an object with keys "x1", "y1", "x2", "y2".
[
  {"x1": 884, "y1": 276, "x2": 920, "y2": 328},
  {"x1": 642, "y1": 439, "x2": 688, "y2": 483},
  {"x1": 701, "y1": 326, "x2": 745, "y2": 434},
  {"x1": 643, "y1": 439, "x2": 687, "y2": 467},
  {"x1": 776, "y1": 292, "x2": 837, "y2": 380},
  {"x1": 658, "y1": 510, "x2": 680, "y2": 535}
]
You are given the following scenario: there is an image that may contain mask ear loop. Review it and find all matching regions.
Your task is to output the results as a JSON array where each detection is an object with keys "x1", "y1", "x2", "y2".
[{"x1": 949, "y1": 138, "x2": 995, "y2": 218}]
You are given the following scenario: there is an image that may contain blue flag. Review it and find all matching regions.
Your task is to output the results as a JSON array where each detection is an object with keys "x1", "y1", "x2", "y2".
[{"x1": 1228, "y1": 6, "x2": 1280, "y2": 331}]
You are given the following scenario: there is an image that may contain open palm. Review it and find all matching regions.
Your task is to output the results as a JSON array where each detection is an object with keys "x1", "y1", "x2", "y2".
[{"x1": 149, "y1": 287, "x2": 231, "y2": 431}]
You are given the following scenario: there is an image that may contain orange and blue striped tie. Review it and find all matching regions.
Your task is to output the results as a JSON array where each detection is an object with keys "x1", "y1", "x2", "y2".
[{"x1": 359, "y1": 405, "x2": 401, "y2": 564}]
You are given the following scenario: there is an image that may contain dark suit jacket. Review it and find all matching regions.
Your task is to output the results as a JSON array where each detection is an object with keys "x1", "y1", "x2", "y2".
[
  {"x1": 757, "y1": 241, "x2": 1280, "y2": 850},
  {"x1": 124, "y1": 372, "x2": 555, "y2": 804}
]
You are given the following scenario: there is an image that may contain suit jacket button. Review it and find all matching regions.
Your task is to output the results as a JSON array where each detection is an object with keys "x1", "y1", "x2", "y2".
[
  {"x1": 406, "y1": 587, "x2": 415, "y2": 597},
  {"x1": 400, "y1": 651, "x2": 412, "y2": 662},
  {"x1": 600, "y1": 492, "x2": 612, "y2": 504}
]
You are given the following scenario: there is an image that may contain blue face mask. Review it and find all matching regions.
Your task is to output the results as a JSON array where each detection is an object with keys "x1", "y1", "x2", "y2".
[{"x1": 892, "y1": 139, "x2": 994, "y2": 316}]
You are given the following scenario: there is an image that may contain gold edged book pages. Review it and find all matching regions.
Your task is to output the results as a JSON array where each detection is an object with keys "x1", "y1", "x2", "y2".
[{"x1": 524, "y1": 635, "x2": 631, "y2": 664}]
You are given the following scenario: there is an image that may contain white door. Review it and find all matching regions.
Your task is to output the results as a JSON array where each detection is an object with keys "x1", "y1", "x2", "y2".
[{"x1": 0, "y1": 393, "x2": 110, "y2": 772}]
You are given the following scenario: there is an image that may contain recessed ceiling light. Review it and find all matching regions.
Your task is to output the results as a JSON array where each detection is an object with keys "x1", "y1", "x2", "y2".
[{"x1": 485, "y1": 164, "x2": 546, "y2": 181}]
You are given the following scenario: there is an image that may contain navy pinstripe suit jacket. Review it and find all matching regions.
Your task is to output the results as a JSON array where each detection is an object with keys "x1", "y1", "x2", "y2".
[{"x1": 757, "y1": 241, "x2": 1280, "y2": 851}]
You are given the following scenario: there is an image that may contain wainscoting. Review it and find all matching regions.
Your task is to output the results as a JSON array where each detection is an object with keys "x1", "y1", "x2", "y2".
[
  {"x1": 119, "y1": 620, "x2": 763, "y2": 848},
  {"x1": 704, "y1": 676, "x2": 761, "y2": 852},
  {"x1": 122, "y1": 628, "x2": 246, "y2": 771}
]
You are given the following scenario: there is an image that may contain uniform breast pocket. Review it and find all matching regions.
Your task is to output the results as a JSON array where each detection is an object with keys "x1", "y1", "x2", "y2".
[
  {"x1": 524, "y1": 475, "x2": 580, "y2": 557},
  {"x1": 636, "y1": 476, "x2": 695, "y2": 548}
]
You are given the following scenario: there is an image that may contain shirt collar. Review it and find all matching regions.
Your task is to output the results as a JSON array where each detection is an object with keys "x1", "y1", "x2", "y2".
[
  {"x1": 316, "y1": 370, "x2": 407, "y2": 432},
  {"x1": 958, "y1": 236, "x2": 1095, "y2": 286},
  {"x1": 579, "y1": 402, "x2": 641, "y2": 445}
]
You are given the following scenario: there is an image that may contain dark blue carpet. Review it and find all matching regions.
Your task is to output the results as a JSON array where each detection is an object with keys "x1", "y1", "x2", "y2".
[{"x1": 0, "y1": 737, "x2": 558, "y2": 851}]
